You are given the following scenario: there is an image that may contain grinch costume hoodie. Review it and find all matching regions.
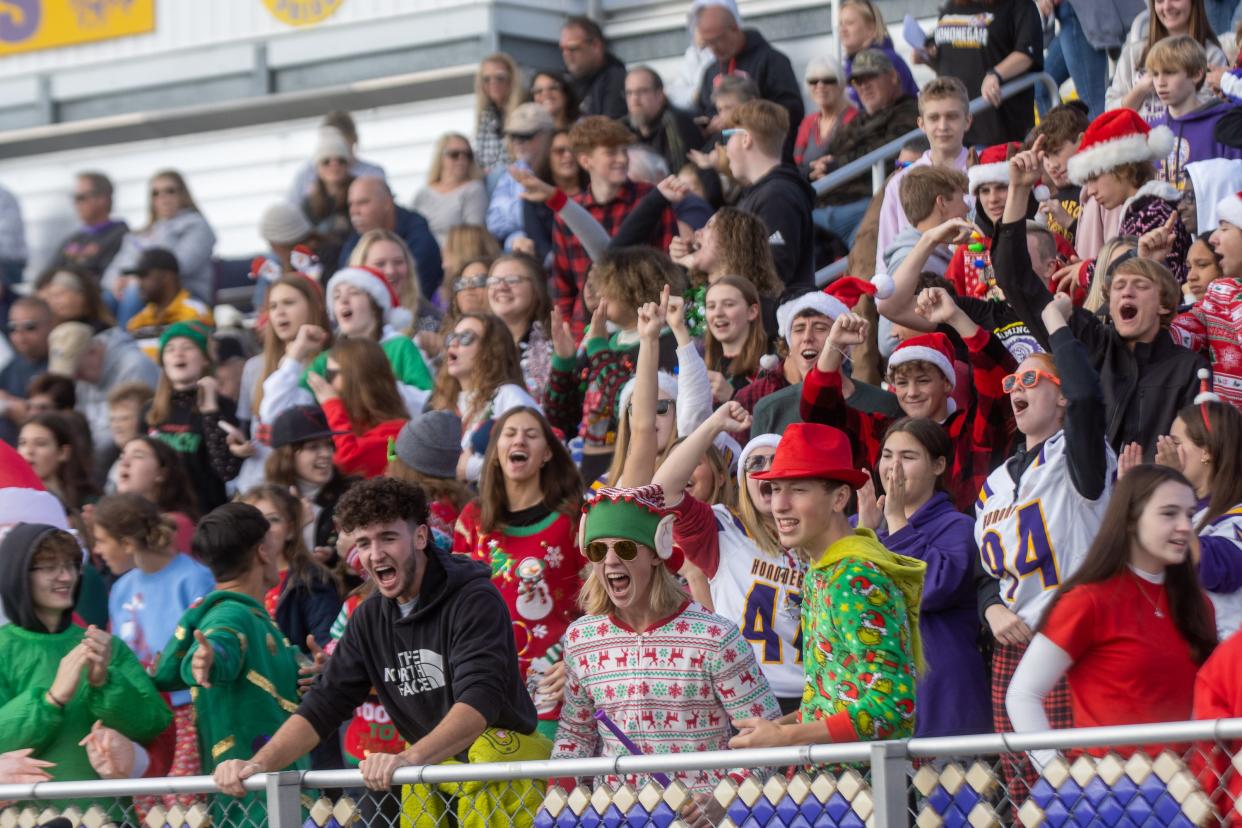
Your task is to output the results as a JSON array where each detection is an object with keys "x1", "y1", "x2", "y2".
[
  {"x1": 0, "y1": 524, "x2": 170, "y2": 806},
  {"x1": 297, "y1": 546, "x2": 538, "y2": 755}
]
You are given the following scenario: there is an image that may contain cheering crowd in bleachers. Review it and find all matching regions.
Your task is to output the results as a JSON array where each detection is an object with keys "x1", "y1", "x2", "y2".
[{"x1": 5, "y1": 0, "x2": 1242, "y2": 822}]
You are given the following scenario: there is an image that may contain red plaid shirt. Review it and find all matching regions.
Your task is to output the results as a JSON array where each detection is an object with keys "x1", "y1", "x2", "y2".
[
  {"x1": 551, "y1": 180, "x2": 678, "y2": 336},
  {"x1": 799, "y1": 327, "x2": 1016, "y2": 512}
]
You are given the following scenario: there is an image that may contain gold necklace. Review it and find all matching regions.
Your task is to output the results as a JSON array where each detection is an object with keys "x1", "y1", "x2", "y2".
[{"x1": 1132, "y1": 573, "x2": 1166, "y2": 618}]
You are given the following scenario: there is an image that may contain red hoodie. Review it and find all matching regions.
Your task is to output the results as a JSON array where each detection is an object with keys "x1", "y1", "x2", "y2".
[{"x1": 321, "y1": 397, "x2": 405, "y2": 479}]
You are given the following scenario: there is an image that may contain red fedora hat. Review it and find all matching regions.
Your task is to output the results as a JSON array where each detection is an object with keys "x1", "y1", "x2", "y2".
[{"x1": 750, "y1": 422, "x2": 869, "y2": 488}]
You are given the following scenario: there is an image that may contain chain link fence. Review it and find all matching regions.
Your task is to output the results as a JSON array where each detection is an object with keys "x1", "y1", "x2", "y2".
[{"x1": 3, "y1": 719, "x2": 1241, "y2": 827}]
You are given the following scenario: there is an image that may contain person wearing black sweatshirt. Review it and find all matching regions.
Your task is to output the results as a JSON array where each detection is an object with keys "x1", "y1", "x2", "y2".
[
  {"x1": 725, "y1": 100, "x2": 816, "y2": 295},
  {"x1": 212, "y1": 477, "x2": 539, "y2": 798},
  {"x1": 992, "y1": 137, "x2": 1205, "y2": 457}
]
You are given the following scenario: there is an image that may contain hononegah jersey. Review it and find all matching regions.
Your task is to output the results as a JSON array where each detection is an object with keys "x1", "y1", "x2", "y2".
[
  {"x1": 974, "y1": 431, "x2": 1116, "y2": 628},
  {"x1": 1199, "y1": 504, "x2": 1242, "y2": 639},
  {"x1": 706, "y1": 504, "x2": 807, "y2": 699}
]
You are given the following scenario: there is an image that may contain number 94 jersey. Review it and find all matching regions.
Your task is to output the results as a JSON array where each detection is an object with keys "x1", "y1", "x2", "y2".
[{"x1": 974, "y1": 431, "x2": 1116, "y2": 628}]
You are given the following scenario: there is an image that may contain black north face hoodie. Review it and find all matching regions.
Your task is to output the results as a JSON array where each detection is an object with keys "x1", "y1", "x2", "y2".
[{"x1": 297, "y1": 547, "x2": 537, "y2": 755}]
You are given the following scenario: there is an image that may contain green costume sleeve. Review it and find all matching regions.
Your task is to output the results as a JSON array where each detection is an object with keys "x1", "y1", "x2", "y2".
[
  {"x1": 181, "y1": 625, "x2": 246, "y2": 688},
  {"x1": 0, "y1": 686, "x2": 66, "y2": 753},
  {"x1": 383, "y1": 337, "x2": 433, "y2": 390},
  {"x1": 87, "y1": 640, "x2": 173, "y2": 743}
]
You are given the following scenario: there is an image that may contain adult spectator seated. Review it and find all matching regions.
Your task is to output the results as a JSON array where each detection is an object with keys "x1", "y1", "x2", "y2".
[
  {"x1": 621, "y1": 66, "x2": 703, "y2": 174},
  {"x1": 811, "y1": 49, "x2": 920, "y2": 248},
  {"x1": 551, "y1": 117, "x2": 678, "y2": 333},
  {"x1": 474, "y1": 53, "x2": 525, "y2": 173},
  {"x1": 487, "y1": 104, "x2": 556, "y2": 252},
  {"x1": 724, "y1": 100, "x2": 815, "y2": 293},
  {"x1": 530, "y1": 70, "x2": 579, "y2": 130},
  {"x1": 213, "y1": 478, "x2": 544, "y2": 818},
  {"x1": 837, "y1": 0, "x2": 919, "y2": 107},
  {"x1": 286, "y1": 111, "x2": 386, "y2": 204},
  {"x1": 46, "y1": 172, "x2": 128, "y2": 279},
  {"x1": 48, "y1": 321, "x2": 159, "y2": 457},
  {"x1": 34, "y1": 266, "x2": 115, "y2": 331},
  {"x1": 124, "y1": 248, "x2": 213, "y2": 361},
  {"x1": 104, "y1": 170, "x2": 217, "y2": 323},
  {"x1": 559, "y1": 16, "x2": 627, "y2": 119},
  {"x1": 794, "y1": 57, "x2": 858, "y2": 180},
  {"x1": 0, "y1": 297, "x2": 53, "y2": 444},
  {"x1": 338, "y1": 177, "x2": 442, "y2": 302},
  {"x1": 298, "y1": 128, "x2": 355, "y2": 272},
  {"x1": 412, "y1": 133, "x2": 488, "y2": 247},
  {"x1": 692, "y1": 1, "x2": 804, "y2": 160}
]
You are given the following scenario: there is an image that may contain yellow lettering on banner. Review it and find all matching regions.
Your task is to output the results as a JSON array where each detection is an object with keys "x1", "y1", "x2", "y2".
[
  {"x1": 262, "y1": 0, "x2": 343, "y2": 27},
  {"x1": 0, "y1": 0, "x2": 156, "y2": 58}
]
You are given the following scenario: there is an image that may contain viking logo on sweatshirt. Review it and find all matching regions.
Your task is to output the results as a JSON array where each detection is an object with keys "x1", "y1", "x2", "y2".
[{"x1": 386, "y1": 649, "x2": 446, "y2": 695}]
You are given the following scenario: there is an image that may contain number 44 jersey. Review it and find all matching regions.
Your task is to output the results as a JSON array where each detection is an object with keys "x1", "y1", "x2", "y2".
[{"x1": 974, "y1": 431, "x2": 1116, "y2": 628}]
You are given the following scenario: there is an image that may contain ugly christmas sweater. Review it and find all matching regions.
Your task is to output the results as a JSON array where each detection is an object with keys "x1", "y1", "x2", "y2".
[
  {"x1": 1171, "y1": 277, "x2": 1242, "y2": 411},
  {"x1": 453, "y1": 501, "x2": 584, "y2": 723},
  {"x1": 551, "y1": 601, "x2": 781, "y2": 794}
]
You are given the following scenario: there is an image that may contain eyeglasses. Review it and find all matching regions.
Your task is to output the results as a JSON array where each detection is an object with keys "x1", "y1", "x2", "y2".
[
  {"x1": 323, "y1": 366, "x2": 340, "y2": 383},
  {"x1": 454, "y1": 275, "x2": 489, "y2": 292},
  {"x1": 444, "y1": 330, "x2": 479, "y2": 348},
  {"x1": 7, "y1": 320, "x2": 39, "y2": 333},
  {"x1": 444, "y1": 149, "x2": 474, "y2": 161},
  {"x1": 585, "y1": 539, "x2": 640, "y2": 563},
  {"x1": 487, "y1": 275, "x2": 529, "y2": 288},
  {"x1": 744, "y1": 453, "x2": 774, "y2": 473},
  {"x1": 151, "y1": 186, "x2": 179, "y2": 198},
  {"x1": 807, "y1": 77, "x2": 838, "y2": 86},
  {"x1": 31, "y1": 560, "x2": 81, "y2": 576},
  {"x1": 1001, "y1": 369, "x2": 1061, "y2": 394}
]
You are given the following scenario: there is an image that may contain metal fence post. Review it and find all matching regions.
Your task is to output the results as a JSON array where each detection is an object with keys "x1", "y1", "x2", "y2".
[
  {"x1": 265, "y1": 771, "x2": 304, "y2": 828},
  {"x1": 869, "y1": 741, "x2": 910, "y2": 828}
]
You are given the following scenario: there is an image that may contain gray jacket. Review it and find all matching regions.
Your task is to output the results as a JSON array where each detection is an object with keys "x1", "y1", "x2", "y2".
[
  {"x1": 1067, "y1": 0, "x2": 1146, "y2": 50},
  {"x1": 104, "y1": 209, "x2": 218, "y2": 304}
]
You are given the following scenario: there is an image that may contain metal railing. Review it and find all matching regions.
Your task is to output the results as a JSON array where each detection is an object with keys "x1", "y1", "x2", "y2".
[
  {"x1": 814, "y1": 71, "x2": 1061, "y2": 285},
  {"x1": 4, "y1": 717, "x2": 1241, "y2": 827}
]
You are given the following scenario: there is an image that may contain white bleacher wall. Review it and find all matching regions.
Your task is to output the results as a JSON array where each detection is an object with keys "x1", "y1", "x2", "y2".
[{"x1": 0, "y1": 94, "x2": 474, "y2": 280}]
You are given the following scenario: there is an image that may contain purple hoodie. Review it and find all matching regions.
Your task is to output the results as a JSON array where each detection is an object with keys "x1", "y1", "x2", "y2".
[
  {"x1": 878, "y1": 490, "x2": 992, "y2": 737},
  {"x1": 1149, "y1": 100, "x2": 1242, "y2": 192}
]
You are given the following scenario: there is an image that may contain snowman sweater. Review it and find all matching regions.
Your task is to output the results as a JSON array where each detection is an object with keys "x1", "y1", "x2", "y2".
[
  {"x1": 551, "y1": 601, "x2": 781, "y2": 794},
  {"x1": 452, "y1": 501, "x2": 584, "y2": 721}
]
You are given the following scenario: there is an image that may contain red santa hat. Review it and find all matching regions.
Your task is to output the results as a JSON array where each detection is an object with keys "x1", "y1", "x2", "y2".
[
  {"x1": 968, "y1": 142, "x2": 1020, "y2": 195},
  {"x1": 1216, "y1": 190, "x2": 1242, "y2": 230},
  {"x1": 887, "y1": 331, "x2": 955, "y2": 390},
  {"x1": 1067, "y1": 109, "x2": 1174, "y2": 186},
  {"x1": 775, "y1": 276, "x2": 891, "y2": 344},
  {"x1": 0, "y1": 442, "x2": 71, "y2": 530},
  {"x1": 325, "y1": 265, "x2": 412, "y2": 331}
]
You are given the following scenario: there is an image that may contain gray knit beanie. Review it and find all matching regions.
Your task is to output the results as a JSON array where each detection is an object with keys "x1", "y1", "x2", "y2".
[
  {"x1": 394, "y1": 410, "x2": 463, "y2": 479},
  {"x1": 259, "y1": 202, "x2": 313, "y2": 245}
]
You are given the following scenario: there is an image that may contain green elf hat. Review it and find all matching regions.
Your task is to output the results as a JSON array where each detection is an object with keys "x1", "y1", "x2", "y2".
[
  {"x1": 579, "y1": 485, "x2": 682, "y2": 569},
  {"x1": 158, "y1": 320, "x2": 213, "y2": 360}
]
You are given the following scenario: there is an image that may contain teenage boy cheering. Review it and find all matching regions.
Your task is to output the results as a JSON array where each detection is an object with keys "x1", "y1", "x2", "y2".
[
  {"x1": 729, "y1": 422, "x2": 924, "y2": 747},
  {"x1": 993, "y1": 137, "x2": 1206, "y2": 454},
  {"x1": 213, "y1": 478, "x2": 541, "y2": 806}
]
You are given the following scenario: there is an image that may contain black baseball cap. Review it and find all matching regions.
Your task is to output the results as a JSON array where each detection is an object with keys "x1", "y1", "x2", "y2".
[
  {"x1": 270, "y1": 405, "x2": 344, "y2": 449},
  {"x1": 124, "y1": 247, "x2": 180, "y2": 276}
]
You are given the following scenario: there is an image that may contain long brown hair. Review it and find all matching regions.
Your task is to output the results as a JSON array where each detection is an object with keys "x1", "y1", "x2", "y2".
[
  {"x1": 703, "y1": 275, "x2": 768, "y2": 381},
  {"x1": 1039, "y1": 464, "x2": 1216, "y2": 664},
  {"x1": 22, "y1": 412, "x2": 99, "y2": 511},
  {"x1": 1140, "y1": 0, "x2": 1220, "y2": 67},
  {"x1": 145, "y1": 170, "x2": 201, "y2": 230},
  {"x1": 882, "y1": 417, "x2": 952, "y2": 494},
  {"x1": 125, "y1": 436, "x2": 199, "y2": 519},
  {"x1": 35, "y1": 266, "x2": 115, "y2": 328},
  {"x1": 427, "y1": 313, "x2": 526, "y2": 422},
  {"x1": 253, "y1": 276, "x2": 332, "y2": 416},
  {"x1": 239, "y1": 484, "x2": 340, "y2": 597},
  {"x1": 329, "y1": 338, "x2": 407, "y2": 432},
  {"x1": 477, "y1": 406, "x2": 583, "y2": 534},
  {"x1": 386, "y1": 459, "x2": 473, "y2": 512},
  {"x1": 1178, "y1": 401, "x2": 1242, "y2": 529},
  {"x1": 704, "y1": 208, "x2": 782, "y2": 298}
]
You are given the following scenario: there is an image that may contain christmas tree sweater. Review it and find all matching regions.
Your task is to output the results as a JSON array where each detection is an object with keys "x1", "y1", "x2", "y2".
[
  {"x1": 452, "y1": 500, "x2": 585, "y2": 722},
  {"x1": 551, "y1": 601, "x2": 782, "y2": 794}
]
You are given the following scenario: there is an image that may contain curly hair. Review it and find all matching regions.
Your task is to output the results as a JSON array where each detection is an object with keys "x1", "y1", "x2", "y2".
[
  {"x1": 335, "y1": 477, "x2": 430, "y2": 533},
  {"x1": 702, "y1": 208, "x2": 782, "y2": 298},
  {"x1": 427, "y1": 313, "x2": 526, "y2": 421},
  {"x1": 92, "y1": 493, "x2": 176, "y2": 553},
  {"x1": 591, "y1": 247, "x2": 686, "y2": 317}
]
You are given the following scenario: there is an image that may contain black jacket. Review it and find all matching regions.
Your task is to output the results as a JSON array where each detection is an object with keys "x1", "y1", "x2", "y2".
[
  {"x1": 0, "y1": 523, "x2": 79, "y2": 633},
  {"x1": 273, "y1": 567, "x2": 342, "y2": 653},
  {"x1": 695, "y1": 30, "x2": 804, "y2": 159},
  {"x1": 992, "y1": 218, "x2": 1205, "y2": 455},
  {"x1": 297, "y1": 547, "x2": 538, "y2": 752},
  {"x1": 573, "y1": 53, "x2": 628, "y2": 119},
  {"x1": 736, "y1": 163, "x2": 816, "y2": 293},
  {"x1": 146, "y1": 390, "x2": 243, "y2": 517},
  {"x1": 623, "y1": 103, "x2": 704, "y2": 172},
  {"x1": 820, "y1": 95, "x2": 920, "y2": 204}
]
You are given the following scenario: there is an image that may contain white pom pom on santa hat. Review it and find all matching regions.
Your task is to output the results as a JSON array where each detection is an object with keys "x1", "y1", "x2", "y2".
[
  {"x1": 775, "y1": 276, "x2": 884, "y2": 344},
  {"x1": 1217, "y1": 190, "x2": 1242, "y2": 230},
  {"x1": 1033, "y1": 185, "x2": 1051, "y2": 203}
]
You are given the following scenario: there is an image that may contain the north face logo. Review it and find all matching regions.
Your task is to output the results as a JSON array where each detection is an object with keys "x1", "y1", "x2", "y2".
[{"x1": 385, "y1": 649, "x2": 446, "y2": 696}]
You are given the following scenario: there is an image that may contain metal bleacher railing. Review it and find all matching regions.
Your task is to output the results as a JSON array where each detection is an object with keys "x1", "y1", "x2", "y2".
[
  {"x1": 4, "y1": 716, "x2": 1242, "y2": 827},
  {"x1": 813, "y1": 71, "x2": 1061, "y2": 285}
]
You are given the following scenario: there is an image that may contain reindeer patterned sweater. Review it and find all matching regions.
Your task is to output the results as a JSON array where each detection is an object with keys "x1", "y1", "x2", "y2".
[{"x1": 551, "y1": 600, "x2": 781, "y2": 793}]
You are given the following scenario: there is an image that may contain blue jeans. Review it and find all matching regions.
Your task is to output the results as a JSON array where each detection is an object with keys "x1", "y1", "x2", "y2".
[
  {"x1": 1037, "y1": 2, "x2": 1108, "y2": 119},
  {"x1": 103, "y1": 281, "x2": 146, "y2": 329},
  {"x1": 813, "y1": 197, "x2": 871, "y2": 248},
  {"x1": 1205, "y1": 0, "x2": 1241, "y2": 37},
  {"x1": 0, "y1": 260, "x2": 24, "y2": 327}
]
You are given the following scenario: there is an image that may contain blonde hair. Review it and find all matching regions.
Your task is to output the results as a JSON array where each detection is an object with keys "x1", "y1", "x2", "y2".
[
  {"x1": 1108, "y1": 256, "x2": 1183, "y2": 328},
  {"x1": 899, "y1": 167, "x2": 969, "y2": 225},
  {"x1": 475, "y1": 53, "x2": 525, "y2": 124},
  {"x1": 349, "y1": 229, "x2": 424, "y2": 314},
  {"x1": 426, "y1": 132, "x2": 484, "y2": 186},
  {"x1": 1145, "y1": 35, "x2": 1208, "y2": 83},
  {"x1": 253, "y1": 276, "x2": 332, "y2": 416},
  {"x1": 727, "y1": 100, "x2": 789, "y2": 158},
  {"x1": 579, "y1": 559, "x2": 688, "y2": 617},
  {"x1": 1083, "y1": 236, "x2": 1139, "y2": 313},
  {"x1": 918, "y1": 76, "x2": 970, "y2": 115},
  {"x1": 840, "y1": 0, "x2": 887, "y2": 47},
  {"x1": 737, "y1": 474, "x2": 783, "y2": 557},
  {"x1": 145, "y1": 170, "x2": 201, "y2": 230},
  {"x1": 442, "y1": 225, "x2": 501, "y2": 282}
]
